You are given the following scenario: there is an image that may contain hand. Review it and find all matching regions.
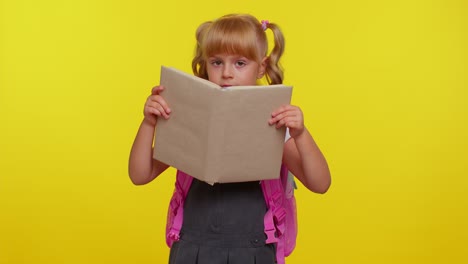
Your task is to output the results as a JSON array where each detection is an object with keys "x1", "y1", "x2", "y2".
[
  {"x1": 269, "y1": 105, "x2": 305, "y2": 139},
  {"x1": 143, "y1": 85, "x2": 171, "y2": 126}
]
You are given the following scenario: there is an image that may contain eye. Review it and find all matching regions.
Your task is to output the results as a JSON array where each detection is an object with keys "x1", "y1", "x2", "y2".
[
  {"x1": 209, "y1": 59, "x2": 222, "y2": 66},
  {"x1": 235, "y1": 60, "x2": 247, "y2": 67}
]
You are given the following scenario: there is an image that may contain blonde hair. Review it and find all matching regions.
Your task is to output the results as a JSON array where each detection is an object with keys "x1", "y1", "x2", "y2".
[{"x1": 192, "y1": 14, "x2": 285, "y2": 85}]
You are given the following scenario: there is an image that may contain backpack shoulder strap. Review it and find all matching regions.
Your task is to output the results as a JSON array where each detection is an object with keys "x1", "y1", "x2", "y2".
[
  {"x1": 166, "y1": 170, "x2": 193, "y2": 247},
  {"x1": 261, "y1": 164, "x2": 289, "y2": 264},
  {"x1": 261, "y1": 179, "x2": 281, "y2": 243}
]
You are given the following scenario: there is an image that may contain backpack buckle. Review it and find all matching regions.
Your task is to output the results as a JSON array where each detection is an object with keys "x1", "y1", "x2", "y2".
[
  {"x1": 265, "y1": 227, "x2": 278, "y2": 244},
  {"x1": 167, "y1": 229, "x2": 180, "y2": 242},
  {"x1": 274, "y1": 207, "x2": 286, "y2": 223}
]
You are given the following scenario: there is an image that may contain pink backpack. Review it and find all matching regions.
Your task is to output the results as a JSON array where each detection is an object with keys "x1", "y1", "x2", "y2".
[{"x1": 165, "y1": 165, "x2": 297, "y2": 264}]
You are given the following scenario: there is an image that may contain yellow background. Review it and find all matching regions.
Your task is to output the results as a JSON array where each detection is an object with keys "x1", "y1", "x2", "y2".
[{"x1": 1, "y1": 0, "x2": 467, "y2": 263}]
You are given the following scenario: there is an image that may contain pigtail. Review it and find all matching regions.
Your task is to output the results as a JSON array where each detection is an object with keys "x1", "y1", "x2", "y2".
[
  {"x1": 192, "y1": 22, "x2": 212, "y2": 80},
  {"x1": 264, "y1": 23, "x2": 285, "y2": 85}
]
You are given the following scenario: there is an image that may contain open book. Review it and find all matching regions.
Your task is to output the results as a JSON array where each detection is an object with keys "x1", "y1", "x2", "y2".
[{"x1": 153, "y1": 66, "x2": 293, "y2": 184}]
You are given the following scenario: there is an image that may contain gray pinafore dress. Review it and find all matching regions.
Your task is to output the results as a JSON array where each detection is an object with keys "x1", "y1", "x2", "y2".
[{"x1": 169, "y1": 178, "x2": 276, "y2": 264}]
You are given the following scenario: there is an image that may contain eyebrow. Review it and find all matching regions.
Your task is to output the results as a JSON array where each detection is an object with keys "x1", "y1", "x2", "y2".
[{"x1": 209, "y1": 55, "x2": 250, "y2": 60}]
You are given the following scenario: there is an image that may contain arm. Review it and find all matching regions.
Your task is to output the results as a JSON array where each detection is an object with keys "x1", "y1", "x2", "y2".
[
  {"x1": 269, "y1": 105, "x2": 331, "y2": 193},
  {"x1": 128, "y1": 86, "x2": 171, "y2": 185}
]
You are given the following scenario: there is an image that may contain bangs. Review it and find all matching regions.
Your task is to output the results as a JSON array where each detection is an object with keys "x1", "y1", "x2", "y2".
[{"x1": 202, "y1": 19, "x2": 265, "y2": 62}]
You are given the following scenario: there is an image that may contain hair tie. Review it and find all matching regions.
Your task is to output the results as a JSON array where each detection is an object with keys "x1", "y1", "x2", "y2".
[{"x1": 261, "y1": 20, "x2": 269, "y2": 31}]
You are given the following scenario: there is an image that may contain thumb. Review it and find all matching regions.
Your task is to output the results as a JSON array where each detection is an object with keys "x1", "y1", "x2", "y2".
[{"x1": 152, "y1": 85, "x2": 165, "y2": 95}]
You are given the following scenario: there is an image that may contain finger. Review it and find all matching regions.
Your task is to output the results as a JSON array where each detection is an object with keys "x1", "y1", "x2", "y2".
[
  {"x1": 145, "y1": 105, "x2": 159, "y2": 117},
  {"x1": 276, "y1": 116, "x2": 295, "y2": 128},
  {"x1": 271, "y1": 105, "x2": 296, "y2": 117},
  {"x1": 148, "y1": 94, "x2": 171, "y2": 114},
  {"x1": 155, "y1": 104, "x2": 170, "y2": 119},
  {"x1": 150, "y1": 107, "x2": 164, "y2": 118},
  {"x1": 276, "y1": 116, "x2": 302, "y2": 129},
  {"x1": 284, "y1": 120, "x2": 302, "y2": 129},
  {"x1": 151, "y1": 85, "x2": 165, "y2": 95},
  {"x1": 153, "y1": 95, "x2": 171, "y2": 114},
  {"x1": 146, "y1": 105, "x2": 169, "y2": 119},
  {"x1": 268, "y1": 111, "x2": 296, "y2": 125},
  {"x1": 275, "y1": 118, "x2": 286, "y2": 128},
  {"x1": 271, "y1": 105, "x2": 287, "y2": 117},
  {"x1": 147, "y1": 100, "x2": 170, "y2": 119}
]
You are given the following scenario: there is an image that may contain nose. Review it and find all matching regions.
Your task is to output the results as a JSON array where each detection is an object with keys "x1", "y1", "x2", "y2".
[{"x1": 222, "y1": 65, "x2": 233, "y2": 79}]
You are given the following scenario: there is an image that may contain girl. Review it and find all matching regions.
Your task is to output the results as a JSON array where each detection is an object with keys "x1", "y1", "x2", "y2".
[{"x1": 129, "y1": 14, "x2": 331, "y2": 264}]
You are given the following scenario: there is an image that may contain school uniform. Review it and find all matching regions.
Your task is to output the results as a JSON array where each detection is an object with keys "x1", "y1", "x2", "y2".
[
  {"x1": 169, "y1": 130, "x2": 291, "y2": 264},
  {"x1": 169, "y1": 179, "x2": 276, "y2": 264}
]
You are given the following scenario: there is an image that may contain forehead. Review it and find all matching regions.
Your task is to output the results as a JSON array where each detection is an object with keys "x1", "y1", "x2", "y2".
[
  {"x1": 207, "y1": 53, "x2": 251, "y2": 60},
  {"x1": 204, "y1": 40, "x2": 259, "y2": 62},
  {"x1": 203, "y1": 26, "x2": 263, "y2": 61}
]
